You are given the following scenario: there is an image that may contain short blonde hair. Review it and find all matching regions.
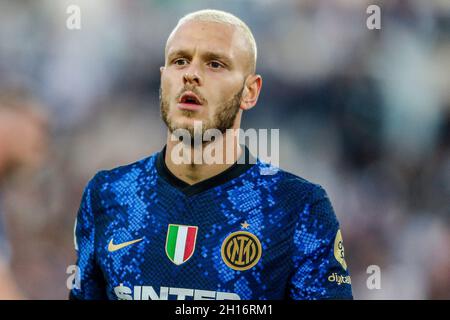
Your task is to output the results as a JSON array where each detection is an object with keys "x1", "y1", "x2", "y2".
[{"x1": 166, "y1": 9, "x2": 257, "y2": 74}]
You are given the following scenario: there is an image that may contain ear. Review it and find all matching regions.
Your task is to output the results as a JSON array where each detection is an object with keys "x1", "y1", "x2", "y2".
[{"x1": 240, "y1": 74, "x2": 262, "y2": 111}]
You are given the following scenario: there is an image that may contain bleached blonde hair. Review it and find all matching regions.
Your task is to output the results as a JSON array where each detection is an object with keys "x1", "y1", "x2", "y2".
[{"x1": 165, "y1": 9, "x2": 257, "y2": 74}]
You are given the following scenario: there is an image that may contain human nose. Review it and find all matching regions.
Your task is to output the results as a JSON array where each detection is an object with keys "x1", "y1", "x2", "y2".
[{"x1": 183, "y1": 63, "x2": 202, "y2": 86}]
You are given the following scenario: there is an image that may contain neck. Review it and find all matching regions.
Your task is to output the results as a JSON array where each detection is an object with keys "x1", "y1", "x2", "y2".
[{"x1": 165, "y1": 129, "x2": 242, "y2": 185}]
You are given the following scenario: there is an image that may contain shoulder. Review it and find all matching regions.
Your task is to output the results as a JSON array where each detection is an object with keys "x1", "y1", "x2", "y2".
[
  {"x1": 254, "y1": 159, "x2": 329, "y2": 205},
  {"x1": 85, "y1": 152, "x2": 158, "y2": 193},
  {"x1": 253, "y1": 160, "x2": 338, "y2": 229}
]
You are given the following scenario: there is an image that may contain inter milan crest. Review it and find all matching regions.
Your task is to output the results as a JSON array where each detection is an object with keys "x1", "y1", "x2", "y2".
[
  {"x1": 165, "y1": 224, "x2": 198, "y2": 265},
  {"x1": 221, "y1": 231, "x2": 262, "y2": 271}
]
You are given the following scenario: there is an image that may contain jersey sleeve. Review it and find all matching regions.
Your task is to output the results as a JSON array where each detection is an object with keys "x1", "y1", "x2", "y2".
[
  {"x1": 288, "y1": 184, "x2": 353, "y2": 300},
  {"x1": 69, "y1": 174, "x2": 107, "y2": 300}
]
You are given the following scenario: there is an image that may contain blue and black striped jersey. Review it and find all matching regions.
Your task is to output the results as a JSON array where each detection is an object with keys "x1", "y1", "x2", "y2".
[{"x1": 70, "y1": 146, "x2": 352, "y2": 300}]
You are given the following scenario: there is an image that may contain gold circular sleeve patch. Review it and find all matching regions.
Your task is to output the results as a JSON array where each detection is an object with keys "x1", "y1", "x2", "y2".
[
  {"x1": 334, "y1": 229, "x2": 348, "y2": 271},
  {"x1": 221, "y1": 231, "x2": 262, "y2": 271}
]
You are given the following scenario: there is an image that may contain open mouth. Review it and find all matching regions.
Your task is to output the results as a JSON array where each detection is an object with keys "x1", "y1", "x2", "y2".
[
  {"x1": 178, "y1": 91, "x2": 203, "y2": 111},
  {"x1": 179, "y1": 92, "x2": 202, "y2": 105}
]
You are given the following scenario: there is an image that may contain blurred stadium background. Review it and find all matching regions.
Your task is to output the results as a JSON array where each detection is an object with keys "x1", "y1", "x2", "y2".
[{"x1": 0, "y1": 0, "x2": 449, "y2": 299}]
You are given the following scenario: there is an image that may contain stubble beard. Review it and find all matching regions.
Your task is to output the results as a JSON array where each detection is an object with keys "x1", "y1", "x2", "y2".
[{"x1": 160, "y1": 86, "x2": 244, "y2": 144}]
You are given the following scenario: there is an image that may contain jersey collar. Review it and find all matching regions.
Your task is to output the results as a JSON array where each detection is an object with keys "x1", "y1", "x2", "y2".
[{"x1": 156, "y1": 144, "x2": 256, "y2": 196}]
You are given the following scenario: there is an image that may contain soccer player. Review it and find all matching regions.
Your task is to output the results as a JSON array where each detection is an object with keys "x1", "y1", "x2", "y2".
[{"x1": 70, "y1": 9, "x2": 353, "y2": 300}]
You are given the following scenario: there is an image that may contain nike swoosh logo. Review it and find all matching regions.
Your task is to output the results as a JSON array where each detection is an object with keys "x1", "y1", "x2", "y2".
[{"x1": 108, "y1": 238, "x2": 143, "y2": 252}]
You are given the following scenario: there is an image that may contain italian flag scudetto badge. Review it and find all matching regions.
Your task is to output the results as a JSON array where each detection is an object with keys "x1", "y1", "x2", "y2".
[{"x1": 165, "y1": 224, "x2": 198, "y2": 265}]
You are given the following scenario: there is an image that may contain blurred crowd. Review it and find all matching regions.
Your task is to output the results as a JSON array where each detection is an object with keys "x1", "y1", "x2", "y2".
[{"x1": 0, "y1": 0, "x2": 448, "y2": 299}]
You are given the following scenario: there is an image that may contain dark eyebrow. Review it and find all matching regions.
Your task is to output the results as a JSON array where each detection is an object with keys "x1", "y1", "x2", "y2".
[{"x1": 167, "y1": 49, "x2": 192, "y2": 62}]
